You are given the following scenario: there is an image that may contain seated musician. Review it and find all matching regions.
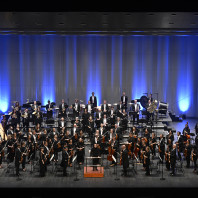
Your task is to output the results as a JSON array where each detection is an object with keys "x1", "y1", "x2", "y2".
[
  {"x1": 95, "y1": 108, "x2": 103, "y2": 129},
  {"x1": 82, "y1": 108, "x2": 90, "y2": 132},
  {"x1": 101, "y1": 100, "x2": 109, "y2": 115},
  {"x1": 58, "y1": 117, "x2": 67, "y2": 132},
  {"x1": 34, "y1": 107, "x2": 43, "y2": 126},
  {"x1": 22, "y1": 108, "x2": 30, "y2": 132},
  {"x1": 87, "y1": 115, "x2": 95, "y2": 140},
  {"x1": 101, "y1": 114, "x2": 110, "y2": 131},
  {"x1": 116, "y1": 101, "x2": 124, "y2": 114},
  {"x1": 131, "y1": 99, "x2": 140, "y2": 124},
  {"x1": 108, "y1": 106, "x2": 116, "y2": 127},
  {"x1": 86, "y1": 100, "x2": 94, "y2": 115},
  {"x1": 74, "y1": 117, "x2": 82, "y2": 128},
  {"x1": 59, "y1": 99, "x2": 68, "y2": 118},
  {"x1": 109, "y1": 136, "x2": 118, "y2": 166}
]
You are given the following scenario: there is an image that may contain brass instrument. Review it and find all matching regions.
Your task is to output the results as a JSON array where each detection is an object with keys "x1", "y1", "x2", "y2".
[{"x1": 147, "y1": 100, "x2": 158, "y2": 113}]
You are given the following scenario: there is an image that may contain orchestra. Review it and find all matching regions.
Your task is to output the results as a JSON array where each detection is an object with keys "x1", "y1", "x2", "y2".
[{"x1": 0, "y1": 94, "x2": 196, "y2": 179}]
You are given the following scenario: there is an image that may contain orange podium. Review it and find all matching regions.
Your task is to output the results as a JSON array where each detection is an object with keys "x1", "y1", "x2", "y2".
[{"x1": 84, "y1": 157, "x2": 104, "y2": 178}]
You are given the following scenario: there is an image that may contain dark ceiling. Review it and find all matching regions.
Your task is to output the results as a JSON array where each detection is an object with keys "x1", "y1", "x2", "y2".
[{"x1": 1, "y1": 12, "x2": 198, "y2": 35}]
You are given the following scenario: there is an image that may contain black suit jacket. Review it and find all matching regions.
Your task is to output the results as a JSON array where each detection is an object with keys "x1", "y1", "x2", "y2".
[
  {"x1": 15, "y1": 148, "x2": 21, "y2": 165},
  {"x1": 121, "y1": 96, "x2": 128, "y2": 105},
  {"x1": 85, "y1": 104, "x2": 94, "y2": 113},
  {"x1": 59, "y1": 103, "x2": 68, "y2": 112},
  {"x1": 89, "y1": 96, "x2": 97, "y2": 107},
  {"x1": 101, "y1": 104, "x2": 109, "y2": 112},
  {"x1": 72, "y1": 103, "x2": 81, "y2": 113},
  {"x1": 46, "y1": 104, "x2": 54, "y2": 111},
  {"x1": 131, "y1": 103, "x2": 140, "y2": 112}
]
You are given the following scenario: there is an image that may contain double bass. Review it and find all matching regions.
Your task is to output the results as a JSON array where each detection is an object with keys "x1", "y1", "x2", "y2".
[{"x1": 107, "y1": 140, "x2": 115, "y2": 161}]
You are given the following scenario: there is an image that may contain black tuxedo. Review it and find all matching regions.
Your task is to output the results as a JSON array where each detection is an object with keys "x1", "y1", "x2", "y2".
[
  {"x1": 58, "y1": 120, "x2": 67, "y2": 131},
  {"x1": 46, "y1": 103, "x2": 53, "y2": 119},
  {"x1": 101, "y1": 104, "x2": 109, "y2": 113},
  {"x1": 59, "y1": 103, "x2": 68, "y2": 117},
  {"x1": 72, "y1": 103, "x2": 81, "y2": 117},
  {"x1": 89, "y1": 96, "x2": 97, "y2": 108},
  {"x1": 85, "y1": 104, "x2": 94, "y2": 114},
  {"x1": 121, "y1": 95, "x2": 128, "y2": 110},
  {"x1": 71, "y1": 127, "x2": 79, "y2": 136}
]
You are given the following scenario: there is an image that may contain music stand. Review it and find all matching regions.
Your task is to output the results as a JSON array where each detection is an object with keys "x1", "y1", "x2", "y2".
[
  {"x1": 112, "y1": 154, "x2": 120, "y2": 180},
  {"x1": 159, "y1": 156, "x2": 165, "y2": 180},
  {"x1": 73, "y1": 155, "x2": 79, "y2": 181}
]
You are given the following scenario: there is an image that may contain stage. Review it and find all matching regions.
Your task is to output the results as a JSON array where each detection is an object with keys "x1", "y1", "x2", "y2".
[{"x1": 0, "y1": 118, "x2": 197, "y2": 189}]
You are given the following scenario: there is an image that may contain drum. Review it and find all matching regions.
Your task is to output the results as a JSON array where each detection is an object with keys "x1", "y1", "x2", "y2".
[{"x1": 140, "y1": 96, "x2": 148, "y2": 108}]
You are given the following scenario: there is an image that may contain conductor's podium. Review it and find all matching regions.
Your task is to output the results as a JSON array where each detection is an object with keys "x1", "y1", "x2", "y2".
[{"x1": 84, "y1": 157, "x2": 104, "y2": 178}]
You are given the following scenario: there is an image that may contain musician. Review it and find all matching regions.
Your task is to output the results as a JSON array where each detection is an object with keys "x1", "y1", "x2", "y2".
[
  {"x1": 114, "y1": 124, "x2": 121, "y2": 143},
  {"x1": 121, "y1": 145, "x2": 129, "y2": 177},
  {"x1": 7, "y1": 125, "x2": 13, "y2": 136},
  {"x1": 72, "y1": 132, "x2": 79, "y2": 147},
  {"x1": 72, "y1": 99, "x2": 80, "y2": 118},
  {"x1": 87, "y1": 116, "x2": 95, "y2": 140},
  {"x1": 182, "y1": 122, "x2": 190, "y2": 135},
  {"x1": 20, "y1": 141, "x2": 27, "y2": 172},
  {"x1": 150, "y1": 132, "x2": 157, "y2": 159},
  {"x1": 167, "y1": 130, "x2": 174, "y2": 145},
  {"x1": 82, "y1": 108, "x2": 90, "y2": 132},
  {"x1": 71, "y1": 123, "x2": 79, "y2": 137},
  {"x1": 127, "y1": 132, "x2": 135, "y2": 157},
  {"x1": 61, "y1": 145, "x2": 69, "y2": 176},
  {"x1": 59, "y1": 99, "x2": 68, "y2": 118},
  {"x1": 159, "y1": 134, "x2": 165, "y2": 163},
  {"x1": 43, "y1": 141, "x2": 50, "y2": 165},
  {"x1": 78, "y1": 130, "x2": 85, "y2": 141},
  {"x1": 148, "y1": 94, "x2": 153, "y2": 102},
  {"x1": 109, "y1": 136, "x2": 118, "y2": 166},
  {"x1": 117, "y1": 101, "x2": 124, "y2": 114},
  {"x1": 121, "y1": 91, "x2": 128, "y2": 111},
  {"x1": 31, "y1": 101, "x2": 38, "y2": 123},
  {"x1": 68, "y1": 139, "x2": 74, "y2": 167},
  {"x1": 10, "y1": 111, "x2": 18, "y2": 130},
  {"x1": 22, "y1": 108, "x2": 30, "y2": 131},
  {"x1": 144, "y1": 128, "x2": 150, "y2": 146},
  {"x1": 15, "y1": 143, "x2": 21, "y2": 177},
  {"x1": 58, "y1": 117, "x2": 67, "y2": 132},
  {"x1": 74, "y1": 117, "x2": 82, "y2": 128},
  {"x1": 132, "y1": 126, "x2": 139, "y2": 136},
  {"x1": 185, "y1": 139, "x2": 192, "y2": 168},
  {"x1": 176, "y1": 131, "x2": 183, "y2": 161},
  {"x1": 46, "y1": 100, "x2": 53, "y2": 119},
  {"x1": 90, "y1": 92, "x2": 97, "y2": 108},
  {"x1": 53, "y1": 135, "x2": 59, "y2": 163},
  {"x1": 146, "y1": 99, "x2": 153, "y2": 121},
  {"x1": 49, "y1": 128, "x2": 59, "y2": 139},
  {"x1": 101, "y1": 114, "x2": 109, "y2": 130},
  {"x1": 76, "y1": 137, "x2": 85, "y2": 165},
  {"x1": 107, "y1": 128, "x2": 114, "y2": 142},
  {"x1": 91, "y1": 132, "x2": 101, "y2": 148},
  {"x1": 90, "y1": 143, "x2": 101, "y2": 171},
  {"x1": 131, "y1": 100, "x2": 140, "y2": 124},
  {"x1": 95, "y1": 108, "x2": 103, "y2": 128},
  {"x1": 192, "y1": 146, "x2": 197, "y2": 173},
  {"x1": 144, "y1": 146, "x2": 151, "y2": 176},
  {"x1": 108, "y1": 106, "x2": 116, "y2": 127},
  {"x1": 101, "y1": 100, "x2": 109, "y2": 114},
  {"x1": 165, "y1": 146, "x2": 171, "y2": 171},
  {"x1": 39, "y1": 147, "x2": 46, "y2": 177},
  {"x1": 34, "y1": 107, "x2": 43, "y2": 126},
  {"x1": 86, "y1": 100, "x2": 94, "y2": 115},
  {"x1": 170, "y1": 144, "x2": 177, "y2": 176},
  {"x1": 7, "y1": 135, "x2": 15, "y2": 163}
]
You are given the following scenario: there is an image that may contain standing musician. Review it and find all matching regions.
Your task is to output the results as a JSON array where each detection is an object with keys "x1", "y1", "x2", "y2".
[
  {"x1": 76, "y1": 137, "x2": 85, "y2": 165},
  {"x1": 127, "y1": 132, "x2": 135, "y2": 158},
  {"x1": 191, "y1": 146, "x2": 197, "y2": 173},
  {"x1": 7, "y1": 135, "x2": 15, "y2": 163},
  {"x1": 120, "y1": 145, "x2": 129, "y2": 177},
  {"x1": 170, "y1": 144, "x2": 177, "y2": 176},
  {"x1": 90, "y1": 143, "x2": 101, "y2": 171},
  {"x1": 61, "y1": 145, "x2": 69, "y2": 176},
  {"x1": 144, "y1": 128, "x2": 150, "y2": 146},
  {"x1": 150, "y1": 132, "x2": 157, "y2": 159},
  {"x1": 82, "y1": 108, "x2": 90, "y2": 132},
  {"x1": 72, "y1": 99, "x2": 80, "y2": 118},
  {"x1": 158, "y1": 134, "x2": 165, "y2": 163},
  {"x1": 20, "y1": 141, "x2": 28, "y2": 172},
  {"x1": 109, "y1": 136, "x2": 118, "y2": 167},
  {"x1": 144, "y1": 146, "x2": 151, "y2": 176},
  {"x1": 10, "y1": 110, "x2": 18, "y2": 130},
  {"x1": 184, "y1": 139, "x2": 192, "y2": 168},
  {"x1": 53, "y1": 135, "x2": 60, "y2": 163},
  {"x1": 43, "y1": 141, "x2": 50, "y2": 165},
  {"x1": 89, "y1": 92, "x2": 97, "y2": 108},
  {"x1": 22, "y1": 108, "x2": 30, "y2": 132},
  {"x1": 165, "y1": 146, "x2": 171, "y2": 171},
  {"x1": 46, "y1": 100, "x2": 54, "y2": 119},
  {"x1": 15, "y1": 143, "x2": 21, "y2": 177},
  {"x1": 39, "y1": 147, "x2": 46, "y2": 177},
  {"x1": 121, "y1": 91, "x2": 128, "y2": 111},
  {"x1": 31, "y1": 101, "x2": 38, "y2": 124},
  {"x1": 34, "y1": 107, "x2": 43, "y2": 126},
  {"x1": 59, "y1": 99, "x2": 68, "y2": 118},
  {"x1": 71, "y1": 123, "x2": 79, "y2": 137},
  {"x1": 166, "y1": 130, "x2": 174, "y2": 145},
  {"x1": 176, "y1": 131, "x2": 183, "y2": 161},
  {"x1": 116, "y1": 101, "x2": 124, "y2": 114},
  {"x1": 182, "y1": 122, "x2": 190, "y2": 136},
  {"x1": 68, "y1": 139, "x2": 75, "y2": 167},
  {"x1": 131, "y1": 99, "x2": 140, "y2": 124},
  {"x1": 95, "y1": 108, "x2": 103, "y2": 129},
  {"x1": 146, "y1": 100, "x2": 153, "y2": 122}
]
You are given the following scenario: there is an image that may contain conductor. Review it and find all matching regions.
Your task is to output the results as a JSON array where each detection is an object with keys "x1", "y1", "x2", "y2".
[
  {"x1": 90, "y1": 143, "x2": 101, "y2": 171},
  {"x1": 121, "y1": 145, "x2": 129, "y2": 176}
]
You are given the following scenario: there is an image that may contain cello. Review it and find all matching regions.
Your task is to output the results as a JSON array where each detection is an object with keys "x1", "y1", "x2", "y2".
[{"x1": 107, "y1": 140, "x2": 115, "y2": 161}]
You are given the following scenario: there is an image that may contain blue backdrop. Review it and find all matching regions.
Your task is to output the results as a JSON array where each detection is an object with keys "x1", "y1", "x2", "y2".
[{"x1": 0, "y1": 34, "x2": 197, "y2": 117}]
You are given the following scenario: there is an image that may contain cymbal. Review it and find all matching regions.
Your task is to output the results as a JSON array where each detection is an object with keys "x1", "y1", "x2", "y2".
[
  {"x1": 128, "y1": 103, "x2": 133, "y2": 104},
  {"x1": 113, "y1": 103, "x2": 118, "y2": 105},
  {"x1": 108, "y1": 104, "x2": 112, "y2": 107}
]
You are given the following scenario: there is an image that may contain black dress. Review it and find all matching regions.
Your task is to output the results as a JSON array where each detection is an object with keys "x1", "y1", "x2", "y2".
[
  {"x1": 39, "y1": 152, "x2": 46, "y2": 177},
  {"x1": 90, "y1": 147, "x2": 101, "y2": 171},
  {"x1": 76, "y1": 141, "x2": 85, "y2": 164}
]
